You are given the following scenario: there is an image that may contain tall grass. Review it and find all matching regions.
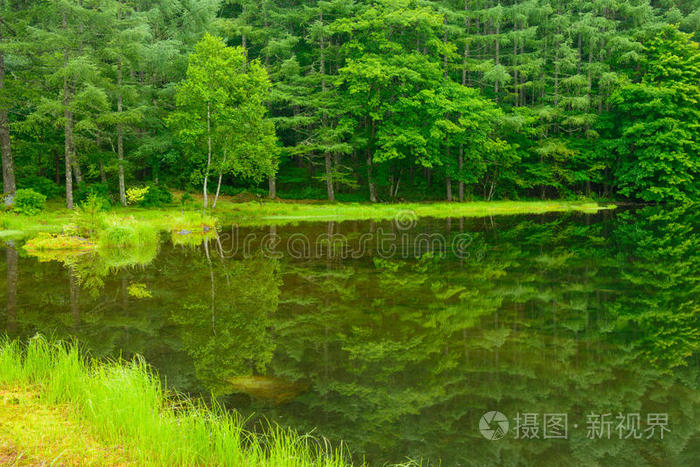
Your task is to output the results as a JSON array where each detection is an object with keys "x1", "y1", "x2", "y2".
[
  {"x1": 0, "y1": 336, "x2": 349, "y2": 466},
  {"x1": 98, "y1": 215, "x2": 159, "y2": 249}
]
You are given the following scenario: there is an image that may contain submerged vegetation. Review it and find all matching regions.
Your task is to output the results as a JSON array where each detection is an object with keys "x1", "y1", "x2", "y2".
[{"x1": 0, "y1": 337, "x2": 349, "y2": 466}]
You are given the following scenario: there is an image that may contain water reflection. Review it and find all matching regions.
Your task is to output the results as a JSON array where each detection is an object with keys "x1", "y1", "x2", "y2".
[{"x1": 1, "y1": 205, "x2": 699, "y2": 465}]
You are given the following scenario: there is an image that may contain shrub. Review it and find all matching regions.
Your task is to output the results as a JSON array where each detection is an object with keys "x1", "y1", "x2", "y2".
[
  {"x1": 17, "y1": 175, "x2": 64, "y2": 199},
  {"x1": 126, "y1": 186, "x2": 149, "y2": 205},
  {"x1": 72, "y1": 194, "x2": 109, "y2": 237},
  {"x1": 140, "y1": 184, "x2": 173, "y2": 207},
  {"x1": 180, "y1": 191, "x2": 195, "y2": 207},
  {"x1": 12, "y1": 189, "x2": 47, "y2": 216}
]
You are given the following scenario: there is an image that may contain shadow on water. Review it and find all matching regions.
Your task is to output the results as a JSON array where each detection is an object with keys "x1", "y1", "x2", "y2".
[{"x1": 2, "y1": 204, "x2": 699, "y2": 465}]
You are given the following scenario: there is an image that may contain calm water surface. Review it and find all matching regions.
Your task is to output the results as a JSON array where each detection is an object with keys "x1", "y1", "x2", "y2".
[{"x1": 2, "y1": 205, "x2": 699, "y2": 465}]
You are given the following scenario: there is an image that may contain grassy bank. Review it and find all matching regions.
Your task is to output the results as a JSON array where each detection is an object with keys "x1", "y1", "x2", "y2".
[
  {"x1": 221, "y1": 199, "x2": 614, "y2": 225},
  {"x1": 1, "y1": 197, "x2": 614, "y2": 241},
  {"x1": 0, "y1": 337, "x2": 348, "y2": 466}
]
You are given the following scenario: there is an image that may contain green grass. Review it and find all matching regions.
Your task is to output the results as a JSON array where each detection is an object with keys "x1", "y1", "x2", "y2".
[
  {"x1": 97, "y1": 215, "x2": 160, "y2": 249},
  {"x1": 1, "y1": 197, "x2": 615, "y2": 241},
  {"x1": 0, "y1": 336, "x2": 349, "y2": 466},
  {"x1": 216, "y1": 199, "x2": 615, "y2": 226}
]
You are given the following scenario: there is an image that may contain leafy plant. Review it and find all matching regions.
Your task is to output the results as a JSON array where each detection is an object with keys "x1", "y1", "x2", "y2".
[
  {"x1": 12, "y1": 189, "x2": 47, "y2": 216},
  {"x1": 180, "y1": 191, "x2": 195, "y2": 207},
  {"x1": 17, "y1": 176, "x2": 63, "y2": 199},
  {"x1": 72, "y1": 194, "x2": 109, "y2": 237},
  {"x1": 75, "y1": 183, "x2": 111, "y2": 206},
  {"x1": 126, "y1": 186, "x2": 150, "y2": 205},
  {"x1": 140, "y1": 184, "x2": 173, "y2": 207}
]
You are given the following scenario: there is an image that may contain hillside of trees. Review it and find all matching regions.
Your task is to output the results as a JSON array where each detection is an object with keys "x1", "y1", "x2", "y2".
[{"x1": 1, "y1": 0, "x2": 698, "y2": 205}]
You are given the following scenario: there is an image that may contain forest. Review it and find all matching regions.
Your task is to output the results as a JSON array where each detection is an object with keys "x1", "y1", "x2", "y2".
[{"x1": 0, "y1": 0, "x2": 698, "y2": 206}]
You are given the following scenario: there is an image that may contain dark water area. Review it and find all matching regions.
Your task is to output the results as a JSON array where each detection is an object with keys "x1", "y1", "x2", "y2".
[{"x1": 1, "y1": 205, "x2": 699, "y2": 465}]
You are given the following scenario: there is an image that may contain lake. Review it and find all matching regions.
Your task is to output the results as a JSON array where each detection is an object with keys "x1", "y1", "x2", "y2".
[{"x1": 2, "y1": 204, "x2": 699, "y2": 465}]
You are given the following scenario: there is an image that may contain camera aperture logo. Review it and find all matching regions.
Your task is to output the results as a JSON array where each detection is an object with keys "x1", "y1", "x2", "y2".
[{"x1": 480, "y1": 411, "x2": 509, "y2": 440}]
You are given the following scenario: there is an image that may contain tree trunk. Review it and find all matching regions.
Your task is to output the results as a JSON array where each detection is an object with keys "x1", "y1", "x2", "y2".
[
  {"x1": 446, "y1": 145, "x2": 452, "y2": 201},
  {"x1": 320, "y1": 11, "x2": 333, "y2": 202},
  {"x1": 63, "y1": 12, "x2": 73, "y2": 209},
  {"x1": 325, "y1": 152, "x2": 335, "y2": 201},
  {"x1": 99, "y1": 161, "x2": 107, "y2": 184},
  {"x1": 203, "y1": 102, "x2": 212, "y2": 210},
  {"x1": 463, "y1": 0, "x2": 471, "y2": 87},
  {"x1": 513, "y1": 19, "x2": 519, "y2": 105},
  {"x1": 366, "y1": 149, "x2": 377, "y2": 202},
  {"x1": 64, "y1": 83, "x2": 73, "y2": 209},
  {"x1": 213, "y1": 147, "x2": 228, "y2": 210},
  {"x1": 268, "y1": 175, "x2": 276, "y2": 199},
  {"x1": 367, "y1": 121, "x2": 377, "y2": 202},
  {"x1": 554, "y1": 40, "x2": 560, "y2": 107},
  {"x1": 0, "y1": 24, "x2": 15, "y2": 205},
  {"x1": 72, "y1": 156, "x2": 82, "y2": 185},
  {"x1": 117, "y1": 57, "x2": 126, "y2": 206},
  {"x1": 494, "y1": 22, "x2": 500, "y2": 99},
  {"x1": 213, "y1": 170, "x2": 223, "y2": 209}
]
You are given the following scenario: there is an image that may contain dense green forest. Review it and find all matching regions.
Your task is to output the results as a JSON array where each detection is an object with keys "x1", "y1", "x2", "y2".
[{"x1": 0, "y1": 0, "x2": 698, "y2": 205}]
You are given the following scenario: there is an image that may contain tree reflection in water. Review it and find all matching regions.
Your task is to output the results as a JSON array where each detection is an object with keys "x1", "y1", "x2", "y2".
[{"x1": 2, "y1": 205, "x2": 699, "y2": 465}]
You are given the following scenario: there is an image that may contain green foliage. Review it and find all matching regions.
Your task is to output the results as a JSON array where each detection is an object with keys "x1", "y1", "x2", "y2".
[
  {"x1": 606, "y1": 27, "x2": 700, "y2": 202},
  {"x1": 169, "y1": 34, "x2": 279, "y2": 208},
  {"x1": 126, "y1": 186, "x2": 150, "y2": 205},
  {"x1": 17, "y1": 176, "x2": 63, "y2": 199},
  {"x1": 71, "y1": 194, "x2": 109, "y2": 237},
  {"x1": 98, "y1": 216, "x2": 159, "y2": 249},
  {"x1": 179, "y1": 191, "x2": 195, "y2": 207},
  {"x1": 139, "y1": 184, "x2": 173, "y2": 207},
  {"x1": 75, "y1": 183, "x2": 111, "y2": 207},
  {"x1": 2, "y1": 0, "x2": 699, "y2": 210},
  {"x1": 12, "y1": 189, "x2": 47, "y2": 216}
]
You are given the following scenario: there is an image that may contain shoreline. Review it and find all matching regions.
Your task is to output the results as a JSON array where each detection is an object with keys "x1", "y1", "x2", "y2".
[
  {"x1": 0, "y1": 337, "x2": 348, "y2": 466},
  {"x1": 1, "y1": 199, "x2": 616, "y2": 241}
]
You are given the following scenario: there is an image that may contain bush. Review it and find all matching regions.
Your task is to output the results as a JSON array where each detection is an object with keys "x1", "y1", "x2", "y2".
[
  {"x1": 72, "y1": 194, "x2": 109, "y2": 237},
  {"x1": 179, "y1": 192, "x2": 195, "y2": 207},
  {"x1": 17, "y1": 175, "x2": 64, "y2": 199},
  {"x1": 12, "y1": 189, "x2": 47, "y2": 215},
  {"x1": 126, "y1": 186, "x2": 149, "y2": 205},
  {"x1": 139, "y1": 184, "x2": 173, "y2": 207}
]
